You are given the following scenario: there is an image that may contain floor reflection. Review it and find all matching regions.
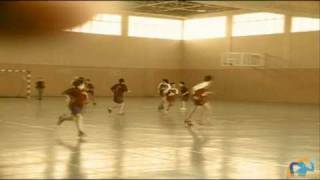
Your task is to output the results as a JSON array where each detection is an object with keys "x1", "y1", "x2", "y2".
[
  {"x1": 56, "y1": 138, "x2": 86, "y2": 179},
  {"x1": 111, "y1": 115, "x2": 126, "y2": 178},
  {"x1": 0, "y1": 98, "x2": 318, "y2": 179},
  {"x1": 44, "y1": 132, "x2": 56, "y2": 179},
  {"x1": 187, "y1": 127, "x2": 208, "y2": 178}
]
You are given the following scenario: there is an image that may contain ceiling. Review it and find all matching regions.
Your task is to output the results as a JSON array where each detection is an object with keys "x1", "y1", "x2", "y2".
[
  {"x1": 0, "y1": 1, "x2": 318, "y2": 35},
  {"x1": 199, "y1": 1, "x2": 320, "y2": 18},
  {"x1": 94, "y1": 0, "x2": 320, "y2": 18},
  {"x1": 123, "y1": 1, "x2": 239, "y2": 17}
]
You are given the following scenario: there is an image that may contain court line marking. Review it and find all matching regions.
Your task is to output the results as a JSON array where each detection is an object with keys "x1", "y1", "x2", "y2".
[{"x1": 3, "y1": 121, "x2": 55, "y2": 131}]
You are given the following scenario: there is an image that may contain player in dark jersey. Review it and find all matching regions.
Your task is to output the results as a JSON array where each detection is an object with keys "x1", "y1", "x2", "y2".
[
  {"x1": 57, "y1": 77, "x2": 89, "y2": 137},
  {"x1": 35, "y1": 78, "x2": 45, "y2": 100},
  {"x1": 179, "y1": 81, "x2": 189, "y2": 111},
  {"x1": 185, "y1": 75, "x2": 214, "y2": 127},
  {"x1": 108, "y1": 78, "x2": 129, "y2": 115}
]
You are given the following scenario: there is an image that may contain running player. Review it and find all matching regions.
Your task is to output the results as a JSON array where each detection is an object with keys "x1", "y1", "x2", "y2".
[
  {"x1": 35, "y1": 78, "x2": 45, "y2": 100},
  {"x1": 57, "y1": 77, "x2": 89, "y2": 137},
  {"x1": 184, "y1": 75, "x2": 214, "y2": 127},
  {"x1": 157, "y1": 79, "x2": 171, "y2": 111},
  {"x1": 179, "y1": 81, "x2": 189, "y2": 111},
  {"x1": 108, "y1": 78, "x2": 129, "y2": 115},
  {"x1": 164, "y1": 82, "x2": 179, "y2": 114}
]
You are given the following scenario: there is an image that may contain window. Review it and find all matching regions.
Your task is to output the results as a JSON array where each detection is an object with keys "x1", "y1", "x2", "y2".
[
  {"x1": 232, "y1": 12, "x2": 284, "y2": 37},
  {"x1": 128, "y1": 16, "x2": 183, "y2": 40},
  {"x1": 183, "y1": 16, "x2": 227, "y2": 40},
  {"x1": 66, "y1": 14, "x2": 121, "y2": 35},
  {"x1": 291, "y1": 17, "x2": 320, "y2": 32}
]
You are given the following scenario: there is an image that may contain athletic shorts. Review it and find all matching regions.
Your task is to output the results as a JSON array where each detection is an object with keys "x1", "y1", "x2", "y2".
[
  {"x1": 193, "y1": 96, "x2": 207, "y2": 106},
  {"x1": 88, "y1": 90, "x2": 94, "y2": 96},
  {"x1": 166, "y1": 96, "x2": 175, "y2": 102},
  {"x1": 69, "y1": 106, "x2": 83, "y2": 115},
  {"x1": 159, "y1": 91, "x2": 165, "y2": 97},
  {"x1": 113, "y1": 97, "x2": 124, "y2": 104},
  {"x1": 182, "y1": 95, "x2": 189, "y2": 101}
]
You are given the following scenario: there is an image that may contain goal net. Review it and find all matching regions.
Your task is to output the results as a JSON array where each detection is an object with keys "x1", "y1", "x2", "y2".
[
  {"x1": 0, "y1": 69, "x2": 32, "y2": 98},
  {"x1": 221, "y1": 52, "x2": 265, "y2": 67}
]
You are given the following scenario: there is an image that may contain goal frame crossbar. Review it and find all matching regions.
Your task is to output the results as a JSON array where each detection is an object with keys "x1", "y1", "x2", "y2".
[{"x1": 0, "y1": 68, "x2": 32, "y2": 99}]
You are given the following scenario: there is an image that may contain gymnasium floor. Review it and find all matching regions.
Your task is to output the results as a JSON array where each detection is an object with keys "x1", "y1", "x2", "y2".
[{"x1": 0, "y1": 97, "x2": 319, "y2": 179}]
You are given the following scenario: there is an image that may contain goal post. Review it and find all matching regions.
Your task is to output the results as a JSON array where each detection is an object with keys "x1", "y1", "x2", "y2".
[{"x1": 0, "y1": 68, "x2": 32, "y2": 99}]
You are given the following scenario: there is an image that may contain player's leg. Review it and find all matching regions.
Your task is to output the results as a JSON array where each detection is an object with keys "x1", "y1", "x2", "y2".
[
  {"x1": 108, "y1": 101, "x2": 116, "y2": 113},
  {"x1": 90, "y1": 92, "x2": 96, "y2": 105},
  {"x1": 57, "y1": 113, "x2": 74, "y2": 125},
  {"x1": 166, "y1": 102, "x2": 172, "y2": 113},
  {"x1": 108, "y1": 101, "x2": 120, "y2": 113},
  {"x1": 37, "y1": 89, "x2": 42, "y2": 100},
  {"x1": 184, "y1": 105, "x2": 199, "y2": 127},
  {"x1": 180, "y1": 100, "x2": 187, "y2": 111},
  {"x1": 158, "y1": 96, "x2": 165, "y2": 110},
  {"x1": 202, "y1": 102, "x2": 212, "y2": 124},
  {"x1": 118, "y1": 102, "x2": 125, "y2": 115},
  {"x1": 74, "y1": 113, "x2": 86, "y2": 137},
  {"x1": 163, "y1": 98, "x2": 171, "y2": 114}
]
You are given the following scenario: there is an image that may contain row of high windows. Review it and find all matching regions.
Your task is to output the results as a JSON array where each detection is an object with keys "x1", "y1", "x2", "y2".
[{"x1": 66, "y1": 12, "x2": 320, "y2": 40}]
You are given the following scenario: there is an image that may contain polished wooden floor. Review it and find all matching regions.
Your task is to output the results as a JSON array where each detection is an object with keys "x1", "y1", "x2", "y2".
[{"x1": 0, "y1": 97, "x2": 319, "y2": 179}]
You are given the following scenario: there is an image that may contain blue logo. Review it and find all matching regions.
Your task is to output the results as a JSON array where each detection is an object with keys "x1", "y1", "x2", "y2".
[{"x1": 287, "y1": 157, "x2": 318, "y2": 178}]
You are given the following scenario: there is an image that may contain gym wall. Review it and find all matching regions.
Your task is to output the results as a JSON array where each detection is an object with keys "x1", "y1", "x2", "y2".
[
  {"x1": 0, "y1": 10, "x2": 319, "y2": 104},
  {"x1": 182, "y1": 31, "x2": 319, "y2": 104},
  {"x1": 0, "y1": 32, "x2": 183, "y2": 97}
]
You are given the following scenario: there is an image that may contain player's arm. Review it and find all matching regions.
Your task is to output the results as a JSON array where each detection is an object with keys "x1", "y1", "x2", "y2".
[
  {"x1": 181, "y1": 89, "x2": 189, "y2": 96},
  {"x1": 61, "y1": 89, "x2": 69, "y2": 96},
  {"x1": 182, "y1": 92, "x2": 189, "y2": 96},
  {"x1": 64, "y1": 95, "x2": 71, "y2": 103},
  {"x1": 62, "y1": 92, "x2": 71, "y2": 103},
  {"x1": 83, "y1": 91, "x2": 89, "y2": 98},
  {"x1": 62, "y1": 89, "x2": 73, "y2": 103},
  {"x1": 201, "y1": 91, "x2": 215, "y2": 97},
  {"x1": 124, "y1": 85, "x2": 128, "y2": 92},
  {"x1": 83, "y1": 91, "x2": 90, "y2": 104},
  {"x1": 125, "y1": 87, "x2": 132, "y2": 93},
  {"x1": 111, "y1": 85, "x2": 116, "y2": 92},
  {"x1": 157, "y1": 82, "x2": 162, "y2": 89},
  {"x1": 175, "y1": 88, "x2": 179, "y2": 95},
  {"x1": 163, "y1": 84, "x2": 172, "y2": 94}
]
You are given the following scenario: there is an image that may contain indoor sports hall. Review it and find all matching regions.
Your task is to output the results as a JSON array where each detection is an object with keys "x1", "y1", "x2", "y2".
[{"x1": 0, "y1": 1, "x2": 319, "y2": 179}]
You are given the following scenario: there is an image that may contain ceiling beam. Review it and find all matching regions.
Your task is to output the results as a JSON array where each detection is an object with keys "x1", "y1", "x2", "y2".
[
  {"x1": 133, "y1": 1, "x2": 174, "y2": 9},
  {"x1": 196, "y1": 1, "x2": 320, "y2": 18},
  {"x1": 159, "y1": 4, "x2": 203, "y2": 12}
]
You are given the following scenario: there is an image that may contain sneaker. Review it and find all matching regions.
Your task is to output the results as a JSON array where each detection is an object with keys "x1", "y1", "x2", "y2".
[
  {"x1": 184, "y1": 120, "x2": 193, "y2": 127},
  {"x1": 57, "y1": 116, "x2": 65, "y2": 126},
  {"x1": 108, "y1": 108, "x2": 112, "y2": 113},
  {"x1": 197, "y1": 119, "x2": 208, "y2": 126},
  {"x1": 158, "y1": 105, "x2": 164, "y2": 111},
  {"x1": 78, "y1": 131, "x2": 87, "y2": 137},
  {"x1": 118, "y1": 112, "x2": 125, "y2": 115}
]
